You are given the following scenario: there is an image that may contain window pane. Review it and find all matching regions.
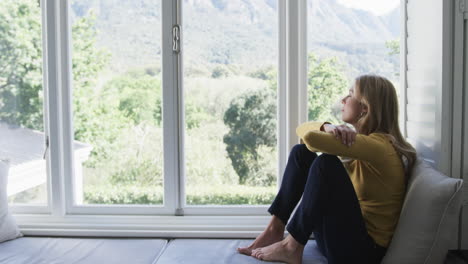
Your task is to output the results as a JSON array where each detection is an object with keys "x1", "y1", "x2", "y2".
[
  {"x1": 307, "y1": 0, "x2": 400, "y2": 123},
  {"x1": 0, "y1": 0, "x2": 47, "y2": 205},
  {"x1": 71, "y1": 0, "x2": 163, "y2": 205},
  {"x1": 183, "y1": 0, "x2": 279, "y2": 205}
]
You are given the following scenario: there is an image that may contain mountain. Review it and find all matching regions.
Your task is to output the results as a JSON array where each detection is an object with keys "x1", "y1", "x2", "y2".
[
  {"x1": 381, "y1": 6, "x2": 400, "y2": 38},
  {"x1": 70, "y1": 0, "x2": 400, "y2": 77},
  {"x1": 307, "y1": 0, "x2": 396, "y2": 45}
]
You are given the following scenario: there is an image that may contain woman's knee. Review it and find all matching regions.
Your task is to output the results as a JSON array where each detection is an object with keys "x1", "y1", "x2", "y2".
[
  {"x1": 291, "y1": 144, "x2": 317, "y2": 159},
  {"x1": 314, "y1": 153, "x2": 341, "y2": 166},
  {"x1": 311, "y1": 154, "x2": 347, "y2": 180},
  {"x1": 287, "y1": 144, "x2": 318, "y2": 172},
  {"x1": 291, "y1": 144, "x2": 317, "y2": 163}
]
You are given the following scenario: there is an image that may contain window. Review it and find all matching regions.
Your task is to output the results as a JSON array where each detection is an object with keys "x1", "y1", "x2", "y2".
[
  {"x1": 183, "y1": 1, "x2": 279, "y2": 206},
  {"x1": 70, "y1": 1, "x2": 164, "y2": 206},
  {"x1": 1, "y1": 0, "x2": 48, "y2": 206},
  {"x1": 9, "y1": 0, "x2": 406, "y2": 236},
  {"x1": 306, "y1": 0, "x2": 401, "y2": 123}
]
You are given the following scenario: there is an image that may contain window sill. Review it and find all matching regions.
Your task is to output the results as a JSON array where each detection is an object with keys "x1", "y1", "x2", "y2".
[{"x1": 14, "y1": 214, "x2": 288, "y2": 238}]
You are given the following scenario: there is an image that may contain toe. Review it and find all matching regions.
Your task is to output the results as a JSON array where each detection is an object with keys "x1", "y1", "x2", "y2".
[
  {"x1": 238, "y1": 247, "x2": 251, "y2": 255},
  {"x1": 255, "y1": 249, "x2": 263, "y2": 258},
  {"x1": 251, "y1": 250, "x2": 259, "y2": 258}
]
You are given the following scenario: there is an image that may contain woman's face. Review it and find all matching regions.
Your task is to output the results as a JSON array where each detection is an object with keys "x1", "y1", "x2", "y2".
[{"x1": 341, "y1": 85, "x2": 365, "y2": 124}]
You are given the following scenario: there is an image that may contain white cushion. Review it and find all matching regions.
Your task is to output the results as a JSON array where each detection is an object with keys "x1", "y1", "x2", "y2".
[
  {"x1": 0, "y1": 237, "x2": 167, "y2": 264},
  {"x1": 156, "y1": 239, "x2": 327, "y2": 264},
  {"x1": 0, "y1": 160, "x2": 22, "y2": 243},
  {"x1": 381, "y1": 158, "x2": 464, "y2": 264}
]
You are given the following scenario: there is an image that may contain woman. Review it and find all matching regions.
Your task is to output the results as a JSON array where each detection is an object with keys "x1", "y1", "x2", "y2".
[{"x1": 237, "y1": 74, "x2": 417, "y2": 264}]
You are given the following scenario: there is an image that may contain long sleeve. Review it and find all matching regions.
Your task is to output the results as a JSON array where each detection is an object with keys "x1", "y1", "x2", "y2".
[
  {"x1": 296, "y1": 122, "x2": 405, "y2": 249},
  {"x1": 296, "y1": 121, "x2": 327, "y2": 144},
  {"x1": 296, "y1": 121, "x2": 329, "y2": 135},
  {"x1": 296, "y1": 122, "x2": 388, "y2": 164}
]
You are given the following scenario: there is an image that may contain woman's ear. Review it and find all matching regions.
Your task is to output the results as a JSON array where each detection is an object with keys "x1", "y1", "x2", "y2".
[{"x1": 361, "y1": 104, "x2": 368, "y2": 113}]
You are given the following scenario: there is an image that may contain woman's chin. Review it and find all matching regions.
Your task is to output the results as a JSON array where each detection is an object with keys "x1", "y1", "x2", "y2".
[{"x1": 341, "y1": 118, "x2": 354, "y2": 125}]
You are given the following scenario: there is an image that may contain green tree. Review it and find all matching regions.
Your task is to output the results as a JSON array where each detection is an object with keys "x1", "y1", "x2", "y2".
[
  {"x1": 0, "y1": 0, "x2": 44, "y2": 129},
  {"x1": 385, "y1": 39, "x2": 400, "y2": 56},
  {"x1": 70, "y1": 12, "x2": 130, "y2": 166},
  {"x1": 211, "y1": 65, "x2": 230, "y2": 79},
  {"x1": 0, "y1": 2, "x2": 113, "y2": 139},
  {"x1": 223, "y1": 88, "x2": 276, "y2": 185},
  {"x1": 100, "y1": 69, "x2": 208, "y2": 130},
  {"x1": 248, "y1": 66, "x2": 276, "y2": 81},
  {"x1": 385, "y1": 39, "x2": 400, "y2": 77},
  {"x1": 307, "y1": 54, "x2": 348, "y2": 124},
  {"x1": 101, "y1": 72, "x2": 162, "y2": 127}
]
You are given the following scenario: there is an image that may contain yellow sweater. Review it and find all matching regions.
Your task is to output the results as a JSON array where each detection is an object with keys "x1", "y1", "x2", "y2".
[{"x1": 296, "y1": 121, "x2": 406, "y2": 248}]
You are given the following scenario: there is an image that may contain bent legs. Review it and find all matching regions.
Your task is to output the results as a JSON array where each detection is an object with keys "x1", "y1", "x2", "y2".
[
  {"x1": 268, "y1": 144, "x2": 318, "y2": 225},
  {"x1": 247, "y1": 146, "x2": 381, "y2": 264},
  {"x1": 238, "y1": 144, "x2": 316, "y2": 256}
]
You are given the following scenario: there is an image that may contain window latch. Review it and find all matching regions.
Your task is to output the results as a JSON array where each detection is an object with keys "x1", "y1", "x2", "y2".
[
  {"x1": 172, "y1": 24, "x2": 181, "y2": 54},
  {"x1": 43, "y1": 136, "x2": 49, "y2": 159},
  {"x1": 460, "y1": 0, "x2": 467, "y2": 13}
]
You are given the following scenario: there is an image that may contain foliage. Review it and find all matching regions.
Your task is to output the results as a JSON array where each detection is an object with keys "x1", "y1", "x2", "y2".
[
  {"x1": 0, "y1": 0, "x2": 44, "y2": 129},
  {"x1": 100, "y1": 72, "x2": 162, "y2": 126},
  {"x1": 248, "y1": 66, "x2": 276, "y2": 81},
  {"x1": 307, "y1": 54, "x2": 348, "y2": 124},
  {"x1": 0, "y1": 0, "x2": 119, "y2": 161},
  {"x1": 70, "y1": 13, "x2": 130, "y2": 167},
  {"x1": 83, "y1": 123, "x2": 164, "y2": 187},
  {"x1": 186, "y1": 184, "x2": 276, "y2": 205},
  {"x1": 223, "y1": 88, "x2": 277, "y2": 185},
  {"x1": 385, "y1": 39, "x2": 400, "y2": 77},
  {"x1": 185, "y1": 100, "x2": 210, "y2": 130},
  {"x1": 185, "y1": 121, "x2": 238, "y2": 187},
  {"x1": 385, "y1": 39, "x2": 400, "y2": 56},
  {"x1": 84, "y1": 184, "x2": 277, "y2": 205},
  {"x1": 211, "y1": 65, "x2": 230, "y2": 79},
  {"x1": 244, "y1": 145, "x2": 277, "y2": 187}
]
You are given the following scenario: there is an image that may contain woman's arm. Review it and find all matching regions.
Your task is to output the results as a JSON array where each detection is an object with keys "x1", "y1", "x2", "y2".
[
  {"x1": 296, "y1": 121, "x2": 330, "y2": 135},
  {"x1": 297, "y1": 121, "x2": 330, "y2": 144},
  {"x1": 296, "y1": 123, "x2": 388, "y2": 164}
]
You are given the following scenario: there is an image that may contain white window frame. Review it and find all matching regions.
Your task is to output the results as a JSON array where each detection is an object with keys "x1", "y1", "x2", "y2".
[
  {"x1": 180, "y1": 0, "x2": 294, "y2": 216},
  {"x1": 64, "y1": 0, "x2": 178, "y2": 216},
  {"x1": 9, "y1": 0, "x2": 52, "y2": 215}
]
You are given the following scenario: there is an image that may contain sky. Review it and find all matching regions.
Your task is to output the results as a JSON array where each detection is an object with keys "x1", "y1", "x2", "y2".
[{"x1": 337, "y1": 0, "x2": 400, "y2": 16}]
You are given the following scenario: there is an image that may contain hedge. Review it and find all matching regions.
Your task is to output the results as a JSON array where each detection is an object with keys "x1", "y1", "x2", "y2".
[{"x1": 84, "y1": 184, "x2": 277, "y2": 205}]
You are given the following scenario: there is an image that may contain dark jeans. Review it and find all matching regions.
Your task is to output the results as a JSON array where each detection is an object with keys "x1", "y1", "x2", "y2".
[{"x1": 268, "y1": 144, "x2": 387, "y2": 264}]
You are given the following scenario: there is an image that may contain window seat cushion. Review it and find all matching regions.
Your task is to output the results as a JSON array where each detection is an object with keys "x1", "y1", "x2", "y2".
[
  {"x1": 0, "y1": 237, "x2": 327, "y2": 264},
  {"x1": 156, "y1": 239, "x2": 327, "y2": 264},
  {"x1": 0, "y1": 237, "x2": 167, "y2": 264},
  {"x1": 0, "y1": 160, "x2": 22, "y2": 243}
]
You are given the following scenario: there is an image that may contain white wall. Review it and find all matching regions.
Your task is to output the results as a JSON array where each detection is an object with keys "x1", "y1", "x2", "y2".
[
  {"x1": 405, "y1": 0, "x2": 468, "y2": 249},
  {"x1": 405, "y1": 0, "x2": 451, "y2": 173}
]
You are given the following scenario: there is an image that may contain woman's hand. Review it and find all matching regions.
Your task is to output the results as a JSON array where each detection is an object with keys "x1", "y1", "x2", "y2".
[{"x1": 323, "y1": 124, "x2": 356, "y2": 147}]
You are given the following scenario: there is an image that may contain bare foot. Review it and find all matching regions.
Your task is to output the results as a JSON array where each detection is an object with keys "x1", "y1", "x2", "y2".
[
  {"x1": 251, "y1": 235, "x2": 304, "y2": 264},
  {"x1": 237, "y1": 216, "x2": 285, "y2": 256}
]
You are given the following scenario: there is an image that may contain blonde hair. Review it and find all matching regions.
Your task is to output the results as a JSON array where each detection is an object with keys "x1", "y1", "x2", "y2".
[{"x1": 353, "y1": 74, "x2": 417, "y2": 184}]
